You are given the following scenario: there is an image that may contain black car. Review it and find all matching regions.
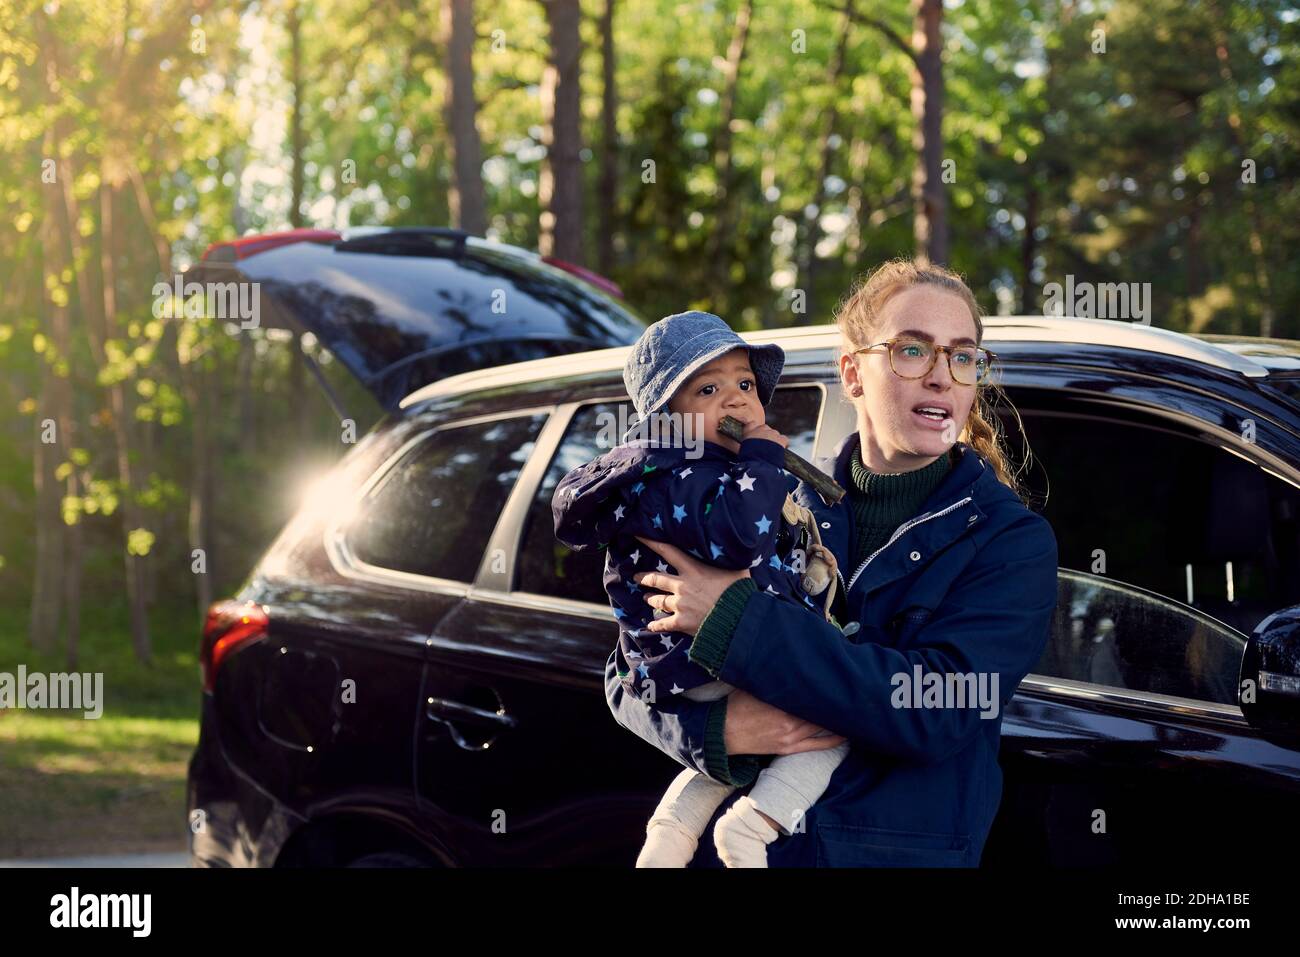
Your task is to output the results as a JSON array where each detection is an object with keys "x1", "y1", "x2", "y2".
[{"x1": 187, "y1": 286, "x2": 1300, "y2": 866}]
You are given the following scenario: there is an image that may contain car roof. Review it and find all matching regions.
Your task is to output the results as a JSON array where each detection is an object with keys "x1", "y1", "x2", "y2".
[{"x1": 399, "y1": 315, "x2": 1281, "y2": 410}]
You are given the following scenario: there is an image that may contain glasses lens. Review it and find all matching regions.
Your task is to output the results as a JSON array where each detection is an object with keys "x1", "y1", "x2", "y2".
[
  {"x1": 889, "y1": 339, "x2": 933, "y2": 378},
  {"x1": 949, "y1": 347, "x2": 988, "y2": 385}
]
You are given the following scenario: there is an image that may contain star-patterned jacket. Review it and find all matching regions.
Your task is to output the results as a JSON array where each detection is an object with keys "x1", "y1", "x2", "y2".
[{"x1": 552, "y1": 435, "x2": 823, "y2": 701}]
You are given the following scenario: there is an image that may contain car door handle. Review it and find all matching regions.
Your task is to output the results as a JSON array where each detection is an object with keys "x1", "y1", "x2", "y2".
[
  {"x1": 426, "y1": 696, "x2": 517, "y2": 728},
  {"x1": 425, "y1": 694, "x2": 518, "y2": 751}
]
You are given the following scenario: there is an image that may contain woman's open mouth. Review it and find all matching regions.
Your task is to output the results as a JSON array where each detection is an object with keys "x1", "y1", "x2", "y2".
[{"x1": 912, "y1": 404, "x2": 952, "y2": 431}]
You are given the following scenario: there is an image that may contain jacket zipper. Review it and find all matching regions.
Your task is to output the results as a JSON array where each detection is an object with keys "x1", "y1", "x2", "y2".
[{"x1": 844, "y1": 495, "x2": 974, "y2": 593}]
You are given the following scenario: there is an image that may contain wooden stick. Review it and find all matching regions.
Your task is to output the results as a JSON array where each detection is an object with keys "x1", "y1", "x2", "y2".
[{"x1": 718, "y1": 415, "x2": 846, "y2": 504}]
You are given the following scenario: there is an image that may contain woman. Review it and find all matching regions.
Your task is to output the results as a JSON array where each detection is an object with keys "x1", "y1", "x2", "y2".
[{"x1": 606, "y1": 259, "x2": 1059, "y2": 867}]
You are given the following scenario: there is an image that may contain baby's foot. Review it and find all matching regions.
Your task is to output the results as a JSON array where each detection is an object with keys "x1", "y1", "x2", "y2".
[
  {"x1": 636, "y1": 819, "x2": 699, "y2": 868},
  {"x1": 713, "y1": 796, "x2": 780, "y2": 868}
]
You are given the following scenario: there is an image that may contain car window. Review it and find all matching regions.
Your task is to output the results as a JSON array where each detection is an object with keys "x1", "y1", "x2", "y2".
[
  {"x1": 766, "y1": 385, "x2": 822, "y2": 462},
  {"x1": 347, "y1": 413, "x2": 547, "y2": 582},
  {"x1": 515, "y1": 385, "x2": 825, "y2": 603},
  {"x1": 1036, "y1": 570, "x2": 1245, "y2": 706},
  {"x1": 1000, "y1": 404, "x2": 1300, "y2": 639}
]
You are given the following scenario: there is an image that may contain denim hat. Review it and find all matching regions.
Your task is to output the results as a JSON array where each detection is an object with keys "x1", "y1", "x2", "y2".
[{"x1": 623, "y1": 310, "x2": 785, "y2": 420}]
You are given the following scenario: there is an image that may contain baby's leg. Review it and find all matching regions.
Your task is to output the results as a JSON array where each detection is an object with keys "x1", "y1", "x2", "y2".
[
  {"x1": 714, "y1": 739, "x2": 851, "y2": 868},
  {"x1": 636, "y1": 766, "x2": 736, "y2": 868}
]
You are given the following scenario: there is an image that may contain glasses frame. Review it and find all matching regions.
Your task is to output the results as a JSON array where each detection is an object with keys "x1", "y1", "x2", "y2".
[{"x1": 853, "y1": 336, "x2": 997, "y2": 386}]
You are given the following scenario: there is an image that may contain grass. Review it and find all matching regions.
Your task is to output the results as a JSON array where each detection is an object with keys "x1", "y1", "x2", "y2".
[{"x1": 0, "y1": 600, "x2": 203, "y2": 859}]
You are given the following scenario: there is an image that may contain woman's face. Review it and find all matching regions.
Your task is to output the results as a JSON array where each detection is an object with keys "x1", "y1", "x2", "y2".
[{"x1": 838, "y1": 285, "x2": 980, "y2": 473}]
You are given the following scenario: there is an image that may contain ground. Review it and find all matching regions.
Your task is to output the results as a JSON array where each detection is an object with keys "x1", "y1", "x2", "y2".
[{"x1": 0, "y1": 603, "x2": 198, "y2": 859}]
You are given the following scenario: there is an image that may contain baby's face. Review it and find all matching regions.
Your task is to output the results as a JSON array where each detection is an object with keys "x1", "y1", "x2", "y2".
[{"x1": 667, "y1": 347, "x2": 764, "y2": 454}]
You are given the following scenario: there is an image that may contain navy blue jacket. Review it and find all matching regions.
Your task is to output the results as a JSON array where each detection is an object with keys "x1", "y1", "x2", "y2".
[
  {"x1": 604, "y1": 432, "x2": 1059, "y2": 866},
  {"x1": 553, "y1": 437, "x2": 822, "y2": 700}
]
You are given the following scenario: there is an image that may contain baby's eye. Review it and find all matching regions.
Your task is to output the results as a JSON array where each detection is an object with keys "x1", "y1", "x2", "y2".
[
  {"x1": 698, "y1": 384, "x2": 716, "y2": 396},
  {"x1": 739, "y1": 379, "x2": 754, "y2": 391}
]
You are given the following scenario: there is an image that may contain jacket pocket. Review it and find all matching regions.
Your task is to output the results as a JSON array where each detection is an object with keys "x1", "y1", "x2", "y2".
[
  {"x1": 815, "y1": 823, "x2": 973, "y2": 868},
  {"x1": 886, "y1": 607, "x2": 932, "y2": 647}
]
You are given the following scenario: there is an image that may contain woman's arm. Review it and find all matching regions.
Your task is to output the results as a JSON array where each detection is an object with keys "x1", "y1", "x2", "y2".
[
  {"x1": 604, "y1": 650, "x2": 849, "y2": 785},
  {"x1": 603, "y1": 649, "x2": 764, "y2": 786},
  {"x1": 678, "y1": 513, "x2": 1059, "y2": 765},
  {"x1": 635, "y1": 516, "x2": 1058, "y2": 764}
]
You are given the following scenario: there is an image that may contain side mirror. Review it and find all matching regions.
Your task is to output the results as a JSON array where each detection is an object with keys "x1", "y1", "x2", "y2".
[{"x1": 1240, "y1": 607, "x2": 1300, "y2": 750}]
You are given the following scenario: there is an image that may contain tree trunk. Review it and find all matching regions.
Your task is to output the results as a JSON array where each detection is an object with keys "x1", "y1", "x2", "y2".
[
  {"x1": 910, "y1": 0, "x2": 947, "y2": 265},
  {"x1": 126, "y1": 159, "x2": 217, "y2": 622},
  {"x1": 1209, "y1": 3, "x2": 1273, "y2": 337},
  {"x1": 538, "y1": 0, "x2": 585, "y2": 264},
  {"x1": 98, "y1": 177, "x2": 152, "y2": 663},
  {"x1": 287, "y1": 1, "x2": 312, "y2": 439},
  {"x1": 844, "y1": 134, "x2": 874, "y2": 270},
  {"x1": 29, "y1": 128, "x2": 73, "y2": 655},
  {"x1": 1020, "y1": 181, "x2": 1039, "y2": 313},
  {"x1": 30, "y1": 372, "x2": 63, "y2": 654},
  {"x1": 597, "y1": 0, "x2": 618, "y2": 275},
  {"x1": 39, "y1": 11, "x2": 149, "y2": 661},
  {"x1": 237, "y1": 333, "x2": 255, "y2": 444},
  {"x1": 706, "y1": 0, "x2": 754, "y2": 311},
  {"x1": 189, "y1": 362, "x2": 215, "y2": 620},
  {"x1": 64, "y1": 468, "x2": 83, "y2": 672},
  {"x1": 289, "y1": 0, "x2": 305, "y2": 231},
  {"x1": 796, "y1": 0, "x2": 853, "y2": 323},
  {"x1": 444, "y1": 0, "x2": 487, "y2": 236}
]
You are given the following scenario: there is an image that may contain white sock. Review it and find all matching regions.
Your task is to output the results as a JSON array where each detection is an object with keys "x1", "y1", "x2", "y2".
[
  {"x1": 713, "y1": 796, "x2": 779, "y2": 868},
  {"x1": 636, "y1": 819, "x2": 699, "y2": 868}
]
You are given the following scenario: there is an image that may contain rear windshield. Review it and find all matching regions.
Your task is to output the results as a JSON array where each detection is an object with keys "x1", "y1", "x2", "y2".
[{"x1": 231, "y1": 240, "x2": 647, "y2": 408}]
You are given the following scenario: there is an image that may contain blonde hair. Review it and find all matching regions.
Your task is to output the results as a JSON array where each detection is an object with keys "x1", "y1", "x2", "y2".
[{"x1": 832, "y1": 258, "x2": 1031, "y2": 497}]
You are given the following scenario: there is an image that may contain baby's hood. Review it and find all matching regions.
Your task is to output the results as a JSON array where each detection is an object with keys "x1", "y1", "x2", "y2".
[{"x1": 551, "y1": 440, "x2": 685, "y2": 550}]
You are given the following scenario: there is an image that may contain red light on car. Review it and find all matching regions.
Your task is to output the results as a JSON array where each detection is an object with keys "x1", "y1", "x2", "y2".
[
  {"x1": 540, "y1": 256, "x2": 624, "y2": 299},
  {"x1": 201, "y1": 228, "x2": 342, "y2": 263},
  {"x1": 201, "y1": 600, "x2": 270, "y2": 694}
]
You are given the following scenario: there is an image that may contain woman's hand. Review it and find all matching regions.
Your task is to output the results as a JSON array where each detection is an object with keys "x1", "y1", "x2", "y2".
[
  {"x1": 632, "y1": 536, "x2": 749, "y2": 636},
  {"x1": 723, "y1": 687, "x2": 848, "y2": 756},
  {"x1": 633, "y1": 536, "x2": 848, "y2": 757}
]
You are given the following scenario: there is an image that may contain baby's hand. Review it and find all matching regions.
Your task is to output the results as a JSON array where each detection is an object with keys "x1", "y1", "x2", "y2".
[{"x1": 742, "y1": 422, "x2": 789, "y2": 449}]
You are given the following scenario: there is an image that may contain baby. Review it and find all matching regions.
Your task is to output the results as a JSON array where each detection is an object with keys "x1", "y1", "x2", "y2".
[{"x1": 552, "y1": 310, "x2": 846, "y2": 868}]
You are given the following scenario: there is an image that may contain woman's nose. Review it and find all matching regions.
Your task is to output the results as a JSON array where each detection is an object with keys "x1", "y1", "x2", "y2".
[{"x1": 923, "y1": 354, "x2": 953, "y2": 389}]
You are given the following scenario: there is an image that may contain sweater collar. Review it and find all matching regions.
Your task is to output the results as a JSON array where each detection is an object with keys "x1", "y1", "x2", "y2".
[
  {"x1": 825, "y1": 429, "x2": 987, "y2": 511},
  {"x1": 847, "y1": 442, "x2": 954, "y2": 518}
]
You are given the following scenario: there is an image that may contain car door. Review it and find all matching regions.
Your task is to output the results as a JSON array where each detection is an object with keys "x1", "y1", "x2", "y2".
[
  {"x1": 413, "y1": 383, "x2": 828, "y2": 865},
  {"x1": 985, "y1": 393, "x2": 1300, "y2": 866}
]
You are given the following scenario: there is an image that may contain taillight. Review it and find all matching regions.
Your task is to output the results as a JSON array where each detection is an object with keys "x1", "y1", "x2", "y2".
[{"x1": 201, "y1": 600, "x2": 269, "y2": 694}]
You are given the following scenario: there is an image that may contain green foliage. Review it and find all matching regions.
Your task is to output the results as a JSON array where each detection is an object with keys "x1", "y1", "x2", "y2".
[{"x1": 0, "y1": 0, "x2": 1296, "y2": 655}]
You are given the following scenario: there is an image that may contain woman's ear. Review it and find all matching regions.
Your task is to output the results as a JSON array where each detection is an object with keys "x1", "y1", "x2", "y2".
[{"x1": 838, "y1": 352, "x2": 864, "y2": 399}]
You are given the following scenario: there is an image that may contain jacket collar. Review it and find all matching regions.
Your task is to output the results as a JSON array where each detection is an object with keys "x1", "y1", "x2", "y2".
[{"x1": 804, "y1": 431, "x2": 994, "y2": 599}]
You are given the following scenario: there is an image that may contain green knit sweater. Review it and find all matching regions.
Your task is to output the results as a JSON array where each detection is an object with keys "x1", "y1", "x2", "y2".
[{"x1": 687, "y1": 441, "x2": 955, "y2": 786}]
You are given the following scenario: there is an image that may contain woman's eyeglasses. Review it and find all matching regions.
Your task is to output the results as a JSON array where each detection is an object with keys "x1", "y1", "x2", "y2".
[{"x1": 853, "y1": 336, "x2": 995, "y2": 386}]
